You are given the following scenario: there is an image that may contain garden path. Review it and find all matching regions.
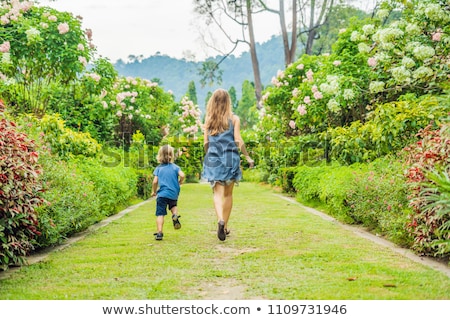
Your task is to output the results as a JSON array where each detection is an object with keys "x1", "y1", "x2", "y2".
[{"x1": 0, "y1": 182, "x2": 449, "y2": 299}]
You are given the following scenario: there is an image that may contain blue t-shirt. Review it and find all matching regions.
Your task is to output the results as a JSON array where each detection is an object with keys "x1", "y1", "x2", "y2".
[{"x1": 153, "y1": 163, "x2": 181, "y2": 200}]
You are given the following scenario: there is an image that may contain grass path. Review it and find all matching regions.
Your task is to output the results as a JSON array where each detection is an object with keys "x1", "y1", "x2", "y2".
[{"x1": 0, "y1": 182, "x2": 449, "y2": 299}]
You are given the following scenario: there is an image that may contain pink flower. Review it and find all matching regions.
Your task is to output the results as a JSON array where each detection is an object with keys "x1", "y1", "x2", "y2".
[
  {"x1": 432, "y1": 31, "x2": 442, "y2": 41},
  {"x1": 57, "y1": 22, "x2": 69, "y2": 34},
  {"x1": 306, "y1": 69, "x2": 314, "y2": 81},
  {"x1": 313, "y1": 91, "x2": 323, "y2": 100},
  {"x1": 48, "y1": 15, "x2": 57, "y2": 22},
  {"x1": 304, "y1": 96, "x2": 311, "y2": 104},
  {"x1": 78, "y1": 56, "x2": 87, "y2": 66},
  {"x1": 0, "y1": 41, "x2": 10, "y2": 53},
  {"x1": 296, "y1": 64, "x2": 304, "y2": 70},
  {"x1": 297, "y1": 104, "x2": 307, "y2": 115},
  {"x1": 289, "y1": 120, "x2": 296, "y2": 129},
  {"x1": 333, "y1": 60, "x2": 341, "y2": 66},
  {"x1": 367, "y1": 57, "x2": 377, "y2": 67},
  {"x1": 311, "y1": 85, "x2": 318, "y2": 93},
  {"x1": 85, "y1": 28, "x2": 93, "y2": 40},
  {"x1": 88, "y1": 73, "x2": 101, "y2": 82},
  {"x1": 1, "y1": 16, "x2": 10, "y2": 24}
]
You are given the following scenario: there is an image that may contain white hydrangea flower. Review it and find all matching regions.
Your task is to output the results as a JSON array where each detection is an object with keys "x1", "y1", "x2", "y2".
[
  {"x1": 376, "y1": 9, "x2": 389, "y2": 19},
  {"x1": 374, "y1": 52, "x2": 391, "y2": 63},
  {"x1": 391, "y1": 66, "x2": 412, "y2": 84},
  {"x1": 369, "y1": 81, "x2": 385, "y2": 93},
  {"x1": 362, "y1": 24, "x2": 376, "y2": 35},
  {"x1": 405, "y1": 23, "x2": 422, "y2": 36},
  {"x1": 401, "y1": 57, "x2": 416, "y2": 68},
  {"x1": 358, "y1": 43, "x2": 371, "y2": 54},
  {"x1": 373, "y1": 27, "x2": 404, "y2": 44},
  {"x1": 25, "y1": 27, "x2": 40, "y2": 42},
  {"x1": 412, "y1": 45, "x2": 435, "y2": 61},
  {"x1": 343, "y1": 89, "x2": 355, "y2": 101},
  {"x1": 424, "y1": 3, "x2": 449, "y2": 22},
  {"x1": 413, "y1": 66, "x2": 434, "y2": 80},
  {"x1": 380, "y1": 42, "x2": 395, "y2": 50},
  {"x1": 327, "y1": 99, "x2": 340, "y2": 113},
  {"x1": 1, "y1": 52, "x2": 11, "y2": 64},
  {"x1": 350, "y1": 31, "x2": 361, "y2": 42},
  {"x1": 320, "y1": 75, "x2": 340, "y2": 95}
]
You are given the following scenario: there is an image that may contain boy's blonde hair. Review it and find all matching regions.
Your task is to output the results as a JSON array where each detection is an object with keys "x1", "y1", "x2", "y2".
[
  {"x1": 204, "y1": 88, "x2": 232, "y2": 136},
  {"x1": 157, "y1": 144, "x2": 175, "y2": 164}
]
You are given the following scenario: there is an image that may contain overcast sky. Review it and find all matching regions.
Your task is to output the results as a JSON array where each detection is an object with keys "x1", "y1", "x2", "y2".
[{"x1": 39, "y1": 0, "x2": 377, "y2": 63}]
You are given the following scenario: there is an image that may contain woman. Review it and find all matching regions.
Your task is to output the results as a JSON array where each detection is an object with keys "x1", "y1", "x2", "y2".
[{"x1": 202, "y1": 88, "x2": 254, "y2": 241}]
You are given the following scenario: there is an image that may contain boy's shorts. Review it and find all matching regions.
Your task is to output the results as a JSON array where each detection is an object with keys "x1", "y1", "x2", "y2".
[{"x1": 155, "y1": 197, "x2": 178, "y2": 216}]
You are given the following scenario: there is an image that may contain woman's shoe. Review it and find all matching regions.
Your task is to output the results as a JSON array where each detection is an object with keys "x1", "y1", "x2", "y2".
[{"x1": 217, "y1": 220, "x2": 226, "y2": 241}]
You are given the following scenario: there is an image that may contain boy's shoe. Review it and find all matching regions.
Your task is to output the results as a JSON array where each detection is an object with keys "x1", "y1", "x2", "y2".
[
  {"x1": 154, "y1": 232, "x2": 163, "y2": 240},
  {"x1": 172, "y1": 214, "x2": 181, "y2": 229},
  {"x1": 217, "y1": 220, "x2": 226, "y2": 241}
]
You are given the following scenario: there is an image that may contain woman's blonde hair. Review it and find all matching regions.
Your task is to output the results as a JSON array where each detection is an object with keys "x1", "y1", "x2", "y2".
[
  {"x1": 157, "y1": 144, "x2": 175, "y2": 164},
  {"x1": 204, "y1": 88, "x2": 232, "y2": 136}
]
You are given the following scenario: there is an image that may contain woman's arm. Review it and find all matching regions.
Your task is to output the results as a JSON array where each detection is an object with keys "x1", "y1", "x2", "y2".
[
  {"x1": 233, "y1": 115, "x2": 254, "y2": 167},
  {"x1": 203, "y1": 127, "x2": 209, "y2": 153}
]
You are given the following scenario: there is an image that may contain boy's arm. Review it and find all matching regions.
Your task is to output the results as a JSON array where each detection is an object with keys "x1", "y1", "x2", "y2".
[
  {"x1": 151, "y1": 176, "x2": 158, "y2": 197},
  {"x1": 178, "y1": 170, "x2": 185, "y2": 185}
]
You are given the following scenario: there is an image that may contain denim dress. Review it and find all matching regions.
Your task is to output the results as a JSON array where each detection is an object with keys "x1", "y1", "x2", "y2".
[{"x1": 202, "y1": 120, "x2": 242, "y2": 183}]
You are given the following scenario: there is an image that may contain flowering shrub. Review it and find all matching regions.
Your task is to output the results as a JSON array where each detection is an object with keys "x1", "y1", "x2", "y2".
[
  {"x1": 355, "y1": 0, "x2": 450, "y2": 102},
  {"x1": 0, "y1": 2, "x2": 93, "y2": 114},
  {"x1": 99, "y1": 76, "x2": 174, "y2": 146},
  {"x1": 0, "y1": 101, "x2": 44, "y2": 270},
  {"x1": 257, "y1": 0, "x2": 450, "y2": 179},
  {"x1": 403, "y1": 119, "x2": 450, "y2": 258},
  {"x1": 176, "y1": 96, "x2": 202, "y2": 137}
]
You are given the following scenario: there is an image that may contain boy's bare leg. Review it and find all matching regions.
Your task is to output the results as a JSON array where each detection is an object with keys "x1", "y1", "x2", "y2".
[{"x1": 156, "y1": 215, "x2": 164, "y2": 233}]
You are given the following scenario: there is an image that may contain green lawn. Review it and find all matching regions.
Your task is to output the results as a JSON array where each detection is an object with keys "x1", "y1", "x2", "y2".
[{"x1": 0, "y1": 182, "x2": 448, "y2": 299}]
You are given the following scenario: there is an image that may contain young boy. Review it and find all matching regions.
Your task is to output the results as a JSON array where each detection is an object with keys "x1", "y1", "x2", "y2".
[{"x1": 151, "y1": 144, "x2": 185, "y2": 240}]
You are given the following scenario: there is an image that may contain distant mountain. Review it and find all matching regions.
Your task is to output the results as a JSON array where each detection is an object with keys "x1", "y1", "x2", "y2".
[{"x1": 114, "y1": 35, "x2": 297, "y2": 111}]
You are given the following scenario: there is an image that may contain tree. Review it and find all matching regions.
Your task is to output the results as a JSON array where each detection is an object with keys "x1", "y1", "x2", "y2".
[
  {"x1": 228, "y1": 86, "x2": 238, "y2": 110},
  {"x1": 257, "y1": 0, "x2": 298, "y2": 66},
  {"x1": 311, "y1": 4, "x2": 369, "y2": 54},
  {"x1": 299, "y1": 0, "x2": 339, "y2": 55},
  {"x1": 235, "y1": 80, "x2": 258, "y2": 129},
  {"x1": 194, "y1": 0, "x2": 263, "y2": 108},
  {"x1": 198, "y1": 59, "x2": 223, "y2": 87},
  {"x1": 186, "y1": 80, "x2": 198, "y2": 105}
]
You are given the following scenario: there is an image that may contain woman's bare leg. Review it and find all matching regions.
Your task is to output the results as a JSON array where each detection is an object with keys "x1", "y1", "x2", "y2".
[{"x1": 213, "y1": 182, "x2": 234, "y2": 239}]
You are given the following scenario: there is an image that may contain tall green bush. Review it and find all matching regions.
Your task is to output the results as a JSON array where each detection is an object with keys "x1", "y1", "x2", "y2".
[
  {"x1": 35, "y1": 154, "x2": 138, "y2": 248},
  {"x1": 328, "y1": 95, "x2": 448, "y2": 164},
  {"x1": 292, "y1": 158, "x2": 413, "y2": 246}
]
